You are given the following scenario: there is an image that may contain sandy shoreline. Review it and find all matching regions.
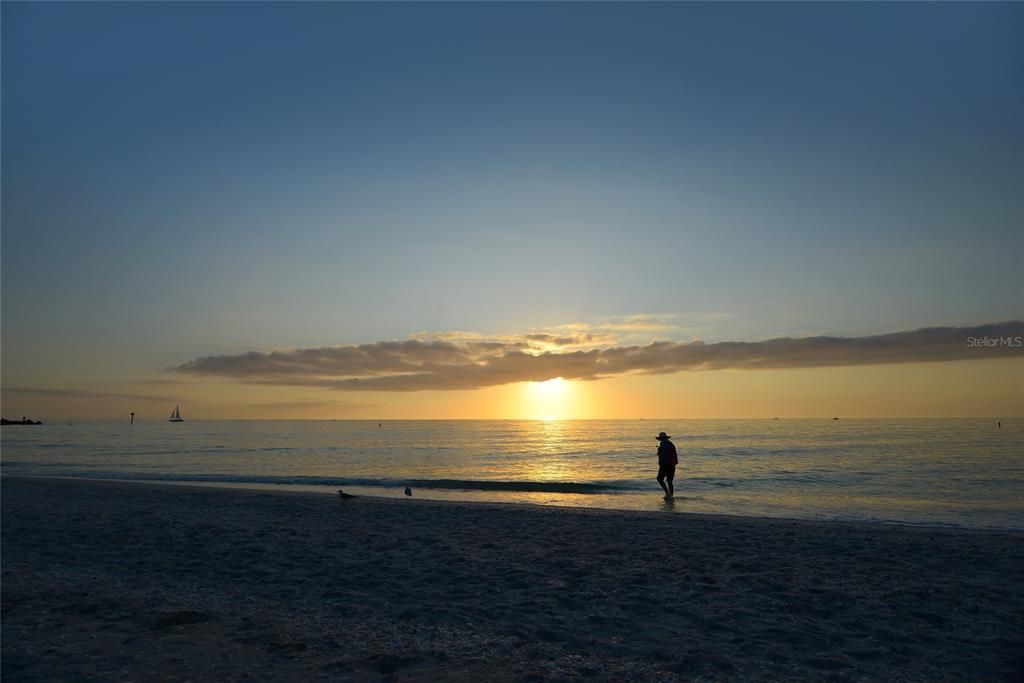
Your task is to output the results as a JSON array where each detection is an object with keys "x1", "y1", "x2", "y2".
[{"x1": 3, "y1": 477, "x2": 1023, "y2": 681}]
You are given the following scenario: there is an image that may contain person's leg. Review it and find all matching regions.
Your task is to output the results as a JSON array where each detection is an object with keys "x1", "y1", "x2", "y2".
[
  {"x1": 666, "y1": 467, "x2": 675, "y2": 497},
  {"x1": 656, "y1": 467, "x2": 670, "y2": 497}
]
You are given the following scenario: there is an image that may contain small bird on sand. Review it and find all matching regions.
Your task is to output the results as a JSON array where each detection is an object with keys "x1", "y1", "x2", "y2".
[
  {"x1": 337, "y1": 489, "x2": 357, "y2": 501},
  {"x1": 404, "y1": 487, "x2": 412, "y2": 497}
]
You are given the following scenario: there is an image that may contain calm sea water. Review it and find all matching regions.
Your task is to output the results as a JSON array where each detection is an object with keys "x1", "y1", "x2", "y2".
[{"x1": 2, "y1": 419, "x2": 1021, "y2": 529}]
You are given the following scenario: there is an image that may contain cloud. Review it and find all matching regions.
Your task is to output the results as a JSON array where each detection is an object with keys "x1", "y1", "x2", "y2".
[
  {"x1": 588, "y1": 314, "x2": 683, "y2": 332},
  {"x1": 413, "y1": 329, "x2": 616, "y2": 352},
  {"x1": 239, "y1": 398, "x2": 378, "y2": 410},
  {"x1": 171, "y1": 321, "x2": 1024, "y2": 392},
  {"x1": 2, "y1": 387, "x2": 168, "y2": 401},
  {"x1": 412, "y1": 314, "x2": 692, "y2": 346},
  {"x1": 547, "y1": 312, "x2": 731, "y2": 341}
]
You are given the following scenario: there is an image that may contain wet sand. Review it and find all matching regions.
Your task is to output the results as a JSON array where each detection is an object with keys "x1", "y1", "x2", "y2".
[{"x1": 3, "y1": 476, "x2": 1023, "y2": 681}]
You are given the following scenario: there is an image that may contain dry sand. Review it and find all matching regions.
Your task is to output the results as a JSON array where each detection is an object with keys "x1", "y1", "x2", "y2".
[{"x1": 2, "y1": 476, "x2": 1022, "y2": 681}]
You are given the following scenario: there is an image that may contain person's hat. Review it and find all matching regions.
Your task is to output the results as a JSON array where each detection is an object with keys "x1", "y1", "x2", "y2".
[{"x1": 656, "y1": 432, "x2": 671, "y2": 440}]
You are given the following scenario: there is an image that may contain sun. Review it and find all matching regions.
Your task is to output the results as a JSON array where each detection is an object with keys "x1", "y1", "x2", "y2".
[
  {"x1": 534, "y1": 377, "x2": 567, "y2": 397},
  {"x1": 527, "y1": 377, "x2": 571, "y2": 420}
]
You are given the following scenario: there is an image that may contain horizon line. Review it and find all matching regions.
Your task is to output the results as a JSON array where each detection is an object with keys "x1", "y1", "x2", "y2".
[{"x1": 8, "y1": 416, "x2": 1020, "y2": 422}]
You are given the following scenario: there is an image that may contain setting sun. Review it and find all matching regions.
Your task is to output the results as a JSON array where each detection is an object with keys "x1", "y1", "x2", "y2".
[
  {"x1": 527, "y1": 377, "x2": 572, "y2": 420},
  {"x1": 534, "y1": 377, "x2": 566, "y2": 397}
]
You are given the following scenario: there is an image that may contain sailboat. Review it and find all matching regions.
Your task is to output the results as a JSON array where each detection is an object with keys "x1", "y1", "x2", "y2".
[{"x1": 169, "y1": 405, "x2": 184, "y2": 423}]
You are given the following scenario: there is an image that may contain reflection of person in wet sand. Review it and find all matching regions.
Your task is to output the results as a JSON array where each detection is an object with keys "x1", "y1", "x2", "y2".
[{"x1": 655, "y1": 432, "x2": 677, "y2": 500}]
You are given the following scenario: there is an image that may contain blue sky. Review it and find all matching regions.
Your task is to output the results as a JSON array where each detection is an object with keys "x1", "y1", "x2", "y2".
[{"x1": 2, "y1": 2, "x2": 1022, "y2": 416}]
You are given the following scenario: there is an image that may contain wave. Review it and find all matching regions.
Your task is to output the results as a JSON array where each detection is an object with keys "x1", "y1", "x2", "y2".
[{"x1": 0, "y1": 469, "x2": 629, "y2": 494}]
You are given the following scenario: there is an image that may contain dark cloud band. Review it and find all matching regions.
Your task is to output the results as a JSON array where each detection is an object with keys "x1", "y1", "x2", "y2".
[{"x1": 173, "y1": 321, "x2": 1024, "y2": 392}]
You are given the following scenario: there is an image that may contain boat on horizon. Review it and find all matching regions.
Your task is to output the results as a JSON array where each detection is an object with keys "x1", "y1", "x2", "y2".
[{"x1": 169, "y1": 405, "x2": 184, "y2": 423}]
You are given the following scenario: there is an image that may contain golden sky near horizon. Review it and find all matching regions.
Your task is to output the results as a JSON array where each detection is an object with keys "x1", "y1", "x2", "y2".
[{"x1": 4, "y1": 357, "x2": 1020, "y2": 421}]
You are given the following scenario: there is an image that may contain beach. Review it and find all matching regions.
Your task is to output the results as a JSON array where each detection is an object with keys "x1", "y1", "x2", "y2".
[{"x1": 3, "y1": 477, "x2": 1022, "y2": 681}]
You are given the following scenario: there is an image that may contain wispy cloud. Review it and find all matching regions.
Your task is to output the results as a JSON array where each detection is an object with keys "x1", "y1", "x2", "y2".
[
  {"x1": 587, "y1": 313, "x2": 685, "y2": 332},
  {"x1": 172, "y1": 321, "x2": 1024, "y2": 392},
  {"x1": 413, "y1": 329, "x2": 618, "y2": 352},
  {"x1": 239, "y1": 398, "x2": 378, "y2": 410},
  {"x1": 2, "y1": 387, "x2": 168, "y2": 401}
]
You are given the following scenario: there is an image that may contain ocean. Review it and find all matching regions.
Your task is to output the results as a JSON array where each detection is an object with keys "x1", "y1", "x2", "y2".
[{"x1": 2, "y1": 419, "x2": 1021, "y2": 529}]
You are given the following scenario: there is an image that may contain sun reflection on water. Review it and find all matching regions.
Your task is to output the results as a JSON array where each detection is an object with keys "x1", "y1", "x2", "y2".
[{"x1": 521, "y1": 418, "x2": 579, "y2": 481}]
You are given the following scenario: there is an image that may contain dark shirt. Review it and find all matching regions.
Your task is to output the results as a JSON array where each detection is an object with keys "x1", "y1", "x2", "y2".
[{"x1": 657, "y1": 440, "x2": 678, "y2": 466}]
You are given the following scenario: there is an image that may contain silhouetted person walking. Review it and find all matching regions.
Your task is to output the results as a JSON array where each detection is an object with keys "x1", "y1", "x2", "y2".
[{"x1": 655, "y1": 432, "x2": 677, "y2": 500}]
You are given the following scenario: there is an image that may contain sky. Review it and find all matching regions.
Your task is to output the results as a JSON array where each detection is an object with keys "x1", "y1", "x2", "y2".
[{"x1": 2, "y1": 2, "x2": 1022, "y2": 420}]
